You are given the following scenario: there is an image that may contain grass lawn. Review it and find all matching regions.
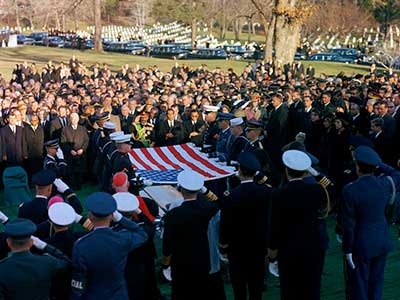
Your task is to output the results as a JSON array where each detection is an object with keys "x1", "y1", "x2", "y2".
[
  {"x1": 0, "y1": 46, "x2": 374, "y2": 80},
  {"x1": 0, "y1": 184, "x2": 399, "y2": 300}
]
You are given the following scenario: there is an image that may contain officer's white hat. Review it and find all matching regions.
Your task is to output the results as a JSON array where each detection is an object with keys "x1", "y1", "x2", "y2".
[
  {"x1": 203, "y1": 105, "x2": 219, "y2": 112},
  {"x1": 48, "y1": 202, "x2": 76, "y2": 226},
  {"x1": 282, "y1": 150, "x2": 311, "y2": 171},
  {"x1": 114, "y1": 134, "x2": 132, "y2": 144},
  {"x1": 177, "y1": 170, "x2": 204, "y2": 192},
  {"x1": 104, "y1": 121, "x2": 116, "y2": 130},
  {"x1": 110, "y1": 131, "x2": 124, "y2": 141},
  {"x1": 113, "y1": 192, "x2": 139, "y2": 212},
  {"x1": 230, "y1": 117, "x2": 243, "y2": 127}
]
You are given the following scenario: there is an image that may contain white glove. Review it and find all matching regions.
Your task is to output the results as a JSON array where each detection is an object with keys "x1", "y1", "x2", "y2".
[
  {"x1": 200, "y1": 186, "x2": 208, "y2": 194},
  {"x1": 0, "y1": 211, "x2": 8, "y2": 224},
  {"x1": 143, "y1": 180, "x2": 153, "y2": 186},
  {"x1": 74, "y1": 214, "x2": 83, "y2": 223},
  {"x1": 134, "y1": 208, "x2": 142, "y2": 214},
  {"x1": 269, "y1": 261, "x2": 280, "y2": 277},
  {"x1": 56, "y1": 147, "x2": 64, "y2": 160},
  {"x1": 53, "y1": 178, "x2": 69, "y2": 193},
  {"x1": 31, "y1": 236, "x2": 47, "y2": 250},
  {"x1": 336, "y1": 234, "x2": 343, "y2": 244},
  {"x1": 112, "y1": 211, "x2": 123, "y2": 222},
  {"x1": 307, "y1": 167, "x2": 320, "y2": 177},
  {"x1": 219, "y1": 253, "x2": 229, "y2": 263},
  {"x1": 162, "y1": 267, "x2": 172, "y2": 282},
  {"x1": 345, "y1": 253, "x2": 356, "y2": 269}
]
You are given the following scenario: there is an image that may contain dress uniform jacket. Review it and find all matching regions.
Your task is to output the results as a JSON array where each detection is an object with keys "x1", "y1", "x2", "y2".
[
  {"x1": 220, "y1": 181, "x2": 273, "y2": 300},
  {"x1": 43, "y1": 154, "x2": 67, "y2": 179},
  {"x1": 18, "y1": 190, "x2": 83, "y2": 225},
  {"x1": 70, "y1": 218, "x2": 148, "y2": 300},
  {"x1": 0, "y1": 245, "x2": 70, "y2": 300},
  {"x1": 162, "y1": 199, "x2": 219, "y2": 300},
  {"x1": 228, "y1": 134, "x2": 248, "y2": 163},
  {"x1": 215, "y1": 128, "x2": 232, "y2": 162},
  {"x1": 270, "y1": 179, "x2": 329, "y2": 300}
]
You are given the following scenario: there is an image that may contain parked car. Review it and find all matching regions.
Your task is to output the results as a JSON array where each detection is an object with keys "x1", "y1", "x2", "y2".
[
  {"x1": 17, "y1": 34, "x2": 35, "y2": 45},
  {"x1": 308, "y1": 53, "x2": 355, "y2": 63},
  {"x1": 103, "y1": 41, "x2": 146, "y2": 54},
  {"x1": 28, "y1": 31, "x2": 48, "y2": 42},
  {"x1": 150, "y1": 45, "x2": 189, "y2": 59},
  {"x1": 187, "y1": 48, "x2": 228, "y2": 59},
  {"x1": 223, "y1": 45, "x2": 254, "y2": 59},
  {"x1": 47, "y1": 36, "x2": 65, "y2": 47}
]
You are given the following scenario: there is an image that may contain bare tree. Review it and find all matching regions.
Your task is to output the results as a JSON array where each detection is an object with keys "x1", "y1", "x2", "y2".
[{"x1": 94, "y1": 0, "x2": 103, "y2": 51}]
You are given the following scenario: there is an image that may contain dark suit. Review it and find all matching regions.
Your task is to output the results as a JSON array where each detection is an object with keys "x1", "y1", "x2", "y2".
[
  {"x1": 60, "y1": 125, "x2": 89, "y2": 189},
  {"x1": 0, "y1": 246, "x2": 70, "y2": 300},
  {"x1": 157, "y1": 119, "x2": 184, "y2": 146},
  {"x1": 342, "y1": 163, "x2": 400, "y2": 300},
  {"x1": 270, "y1": 179, "x2": 329, "y2": 300},
  {"x1": 381, "y1": 114, "x2": 397, "y2": 139},
  {"x1": 0, "y1": 125, "x2": 26, "y2": 166},
  {"x1": 23, "y1": 125, "x2": 45, "y2": 178},
  {"x1": 350, "y1": 114, "x2": 369, "y2": 137},
  {"x1": 120, "y1": 115, "x2": 134, "y2": 134},
  {"x1": 49, "y1": 117, "x2": 69, "y2": 140},
  {"x1": 183, "y1": 119, "x2": 206, "y2": 146},
  {"x1": 288, "y1": 100, "x2": 305, "y2": 140},
  {"x1": 220, "y1": 181, "x2": 273, "y2": 300},
  {"x1": 371, "y1": 131, "x2": 396, "y2": 166}
]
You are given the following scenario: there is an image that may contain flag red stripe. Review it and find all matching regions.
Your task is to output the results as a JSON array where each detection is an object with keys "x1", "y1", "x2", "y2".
[
  {"x1": 130, "y1": 150, "x2": 152, "y2": 170},
  {"x1": 140, "y1": 148, "x2": 167, "y2": 170},
  {"x1": 154, "y1": 147, "x2": 182, "y2": 170},
  {"x1": 181, "y1": 144, "x2": 229, "y2": 175},
  {"x1": 167, "y1": 145, "x2": 213, "y2": 177}
]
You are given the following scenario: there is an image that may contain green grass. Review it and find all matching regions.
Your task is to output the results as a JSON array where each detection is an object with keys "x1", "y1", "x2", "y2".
[
  {"x1": 1, "y1": 184, "x2": 399, "y2": 300},
  {"x1": 0, "y1": 46, "x2": 374, "y2": 80}
]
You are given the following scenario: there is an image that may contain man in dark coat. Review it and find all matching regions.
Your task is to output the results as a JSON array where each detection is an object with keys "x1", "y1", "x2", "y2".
[
  {"x1": 0, "y1": 218, "x2": 70, "y2": 300},
  {"x1": 183, "y1": 110, "x2": 206, "y2": 146},
  {"x1": 23, "y1": 115, "x2": 44, "y2": 180},
  {"x1": 49, "y1": 106, "x2": 69, "y2": 140},
  {"x1": 220, "y1": 152, "x2": 273, "y2": 300},
  {"x1": 264, "y1": 94, "x2": 289, "y2": 186},
  {"x1": 0, "y1": 111, "x2": 26, "y2": 167},
  {"x1": 60, "y1": 113, "x2": 89, "y2": 190},
  {"x1": 119, "y1": 105, "x2": 135, "y2": 134},
  {"x1": 157, "y1": 109, "x2": 184, "y2": 146},
  {"x1": 269, "y1": 150, "x2": 329, "y2": 300}
]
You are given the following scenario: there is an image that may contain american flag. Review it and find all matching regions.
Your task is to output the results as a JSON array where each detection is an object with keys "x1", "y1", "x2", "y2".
[{"x1": 129, "y1": 143, "x2": 235, "y2": 184}]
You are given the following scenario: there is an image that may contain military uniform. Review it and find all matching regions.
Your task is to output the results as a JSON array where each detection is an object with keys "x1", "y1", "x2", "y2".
[
  {"x1": 43, "y1": 154, "x2": 67, "y2": 179},
  {"x1": 243, "y1": 137, "x2": 270, "y2": 174},
  {"x1": 70, "y1": 192, "x2": 148, "y2": 300},
  {"x1": 220, "y1": 152, "x2": 273, "y2": 300},
  {"x1": 342, "y1": 146, "x2": 400, "y2": 300},
  {"x1": 0, "y1": 219, "x2": 70, "y2": 300}
]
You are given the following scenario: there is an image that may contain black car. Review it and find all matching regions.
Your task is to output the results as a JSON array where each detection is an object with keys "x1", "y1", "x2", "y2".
[
  {"x1": 223, "y1": 45, "x2": 254, "y2": 59},
  {"x1": 187, "y1": 48, "x2": 228, "y2": 59},
  {"x1": 47, "y1": 36, "x2": 65, "y2": 47},
  {"x1": 28, "y1": 32, "x2": 48, "y2": 43},
  {"x1": 17, "y1": 34, "x2": 35, "y2": 45},
  {"x1": 150, "y1": 45, "x2": 189, "y2": 59},
  {"x1": 103, "y1": 41, "x2": 147, "y2": 54}
]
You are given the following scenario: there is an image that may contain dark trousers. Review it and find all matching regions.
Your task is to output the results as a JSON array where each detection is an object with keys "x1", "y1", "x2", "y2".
[
  {"x1": 171, "y1": 270, "x2": 209, "y2": 300},
  {"x1": 346, "y1": 254, "x2": 387, "y2": 300},
  {"x1": 279, "y1": 251, "x2": 326, "y2": 300},
  {"x1": 229, "y1": 254, "x2": 265, "y2": 300}
]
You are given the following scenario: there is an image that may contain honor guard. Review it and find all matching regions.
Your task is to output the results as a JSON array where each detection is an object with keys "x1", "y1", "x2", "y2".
[
  {"x1": 0, "y1": 218, "x2": 70, "y2": 300},
  {"x1": 18, "y1": 169, "x2": 83, "y2": 225},
  {"x1": 211, "y1": 112, "x2": 233, "y2": 162},
  {"x1": 93, "y1": 121, "x2": 116, "y2": 179},
  {"x1": 227, "y1": 117, "x2": 248, "y2": 164},
  {"x1": 88, "y1": 112, "x2": 110, "y2": 178},
  {"x1": 70, "y1": 192, "x2": 148, "y2": 300},
  {"x1": 269, "y1": 150, "x2": 329, "y2": 300},
  {"x1": 219, "y1": 152, "x2": 273, "y2": 300},
  {"x1": 111, "y1": 134, "x2": 145, "y2": 194},
  {"x1": 43, "y1": 139, "x2": 67, "y2": 179},
  {"x1": 342, "y1": 146, "x2": 400, "y2": 300},
  {"x1": 100, "y1": 131, "x2": 124, "y2": 192}
]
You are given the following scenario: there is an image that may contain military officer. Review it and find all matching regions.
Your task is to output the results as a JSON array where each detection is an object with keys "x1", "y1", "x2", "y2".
[
  {"x1": 212, "y1": 112, "x2": 234, "y2": 162},
  {"x1": 70, "y1": 192, "x2": 148, "y2": 300},
  {"x1": 113, "y1": 192, "x2": 159, "y2": 300},
  {"x1": 110, "y1": 134, "x2": 145, "y2": 194},
  {"x1": 18, "y1": 169, "x2": 83, "y2": 225},
  {"x1": 219, "y1": 152, "x2": 273, "y2": 300},
  {"x1": 100, "y1": 131, "x2": 124, "y2": 192},
  {"x1": 202, "y1": 110, "x2": 220, "y2": 154},
  {"x1": 43, "y1": 139, "x2": 68, "y2": 179},
  {"x1": 342, "y1": 146, "x2": 400, "y2": 300},
  {"x1": 227, "y1": 117, "x2": 248, "y2": 163},
  {"x1": 243, "y1": 120, "x2": 270, "y2": 176},
  {"x1": 269, "y1": 150, "x2": 329, "y2": 300},
  {"x1": 162, "y1": 170, "x2": 221, "y2": 300},
  {"x1": 88, "y1": 112, "x2": 109, "y2": 179},
  {"x1": 0, "y1": 218, "x2": 70, "y2": 300}
]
